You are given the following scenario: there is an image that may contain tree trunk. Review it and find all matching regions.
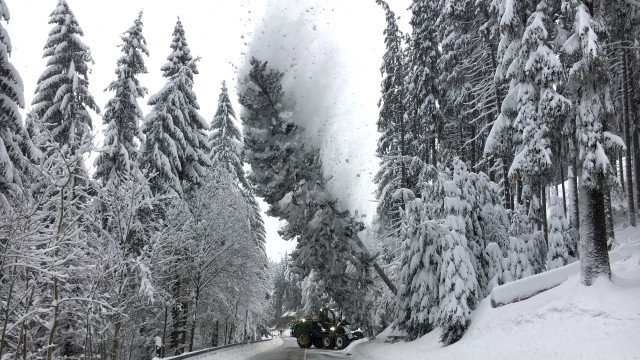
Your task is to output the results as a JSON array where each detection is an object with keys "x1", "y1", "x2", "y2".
[
  {"x1": 541, "y1": 185, "x2": 548, "y2": 246},
  {"x1": 354, "y1": 235, "x2": 397, "y2": 295},
  {"x1": 604, "y1": 187, "x2": 616, "y2": 250},
  {"x1": 561, "y1": 163, "x2": 567, "y2": 215},
  {"x1": 162, "y1": 306, "x2": 168, "y2": 358},
  {"x1": 568, "y1": 165, "x2": 580, "y2": 235},
  {"x1": 578, "y1": 185, "x2": 612, "y2": 285},
  {"x1": 622, "y1": 47, "x2": 637, "y2": 226},
  {"x1": 212, "y1": 321, "x2": 219, "y2": 347},
  {"x1": 188, "y1": 285, "x2": 200, "y2": 352},
  {"x1": 47, "y1": 187, "x2": 65, "y2": 360},
  {"x1": 0, "y1": 266, "x2": 17, "y2": 358},
  {"x1": 111, "y1": 267, "x2": 126, "y2": 360}
]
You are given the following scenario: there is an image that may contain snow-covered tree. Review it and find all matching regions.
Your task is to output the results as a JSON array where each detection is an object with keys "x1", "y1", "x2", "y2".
[
  {"x1": 239, "y1": 58, "x2": 372, "y2": 325},
  {"x1": 405, "y1": 0, "x2": 441, "y2": 165},
  {"x1": 374, "y1": 0, "x2": 409, "y2": 233},
  {"x1": 562, "y1": 0, "x2": 614, "y2": 285},
  {"x1": 31, "y1": 0, "x2": 99, "y2": 154},
  {"x1": 209, "y1": 81, "x2": 266, "y2": 251},
  {"x1": 94, "y1": 11, "x2": 148, "y2": 186},
  {"x1": 0, "y1": 0, "x2": 36, "y2": 206},
  {"x1": 396, "y1": 165, "x2": 444, "y2": 339},
  {"x1": 547, "y1": 188, "x2": 571, "y2": 269},
  {"x1": 140, "y1": 18, "x2": 210, "y2": 196}
]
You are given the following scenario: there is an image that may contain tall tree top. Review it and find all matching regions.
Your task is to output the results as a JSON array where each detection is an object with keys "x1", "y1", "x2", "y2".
[
  {"x1": 31, "y1": 0, "x2": 99, "y2": 148},
  {"x1": 117, "y1": 11, "x2": 149, "y2": 76},
  {"x1": 94, "y1": 11, "x2": 149, "y2": 186},
  {"x1": 161, "y1": 18, "x2": 196, "y2": 78},
  {"x1": 209, "y1": 81, "x2": 246, "y2": 186}
]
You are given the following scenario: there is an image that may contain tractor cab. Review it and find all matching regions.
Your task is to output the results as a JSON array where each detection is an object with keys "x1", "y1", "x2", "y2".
[{"x1": 317, "y1": 308, "x2": 338, "y2": 325}]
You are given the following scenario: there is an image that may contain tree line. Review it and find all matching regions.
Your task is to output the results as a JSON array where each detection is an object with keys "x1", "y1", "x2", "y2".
[{"x1": 0, "y1": 1, "x2": 268, "y2": 359}]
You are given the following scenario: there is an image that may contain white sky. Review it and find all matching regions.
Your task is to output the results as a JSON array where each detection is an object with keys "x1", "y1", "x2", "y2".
[{"x1": 5, "y1": 0, "x2": 411, "y2": 261}]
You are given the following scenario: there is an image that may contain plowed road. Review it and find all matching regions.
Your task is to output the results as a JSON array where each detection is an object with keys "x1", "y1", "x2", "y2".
[{"x1": 247, "y1": 336, "x2": 351, "y2": 360}]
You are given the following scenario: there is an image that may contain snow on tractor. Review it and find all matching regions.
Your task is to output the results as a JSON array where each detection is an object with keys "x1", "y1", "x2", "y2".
[{"x1": 291, "y1": 308, "x2": 363, "y2": 350}]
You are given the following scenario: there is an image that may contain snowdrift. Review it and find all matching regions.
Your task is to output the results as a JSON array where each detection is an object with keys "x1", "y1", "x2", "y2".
[{"x1": 347, "y1": 227, "x2": 640, "y2": 359}]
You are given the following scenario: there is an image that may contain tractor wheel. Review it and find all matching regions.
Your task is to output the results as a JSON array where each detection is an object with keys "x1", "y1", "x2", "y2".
[
  {"x1": 312, "y1": 337, "x2": 324, "y2": 349},
  {"x1": 335, "y1": 335, "x2": 349, "y2": 350},
  {"x1": 297, "y1": 333, "x2": 312, "y2": 348},
  {"x1": 322, "y1": 334, "x2": 335, "y2": 349}
]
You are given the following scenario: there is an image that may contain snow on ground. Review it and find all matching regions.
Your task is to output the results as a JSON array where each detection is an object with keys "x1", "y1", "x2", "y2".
[
  {"x1": 346, "y1": 227, "x2": 640, "y2": 360},
  {"x1": 197, "y1": 337, "x2": 283, "y2": 360}
]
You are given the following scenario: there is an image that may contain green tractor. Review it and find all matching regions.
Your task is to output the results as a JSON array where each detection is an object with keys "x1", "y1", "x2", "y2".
[{"x1": 291, "y1": 308, "x2": 363, "y2": 350}]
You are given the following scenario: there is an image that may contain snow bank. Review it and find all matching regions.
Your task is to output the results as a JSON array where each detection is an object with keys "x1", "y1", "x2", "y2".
[
  {"x1": 490, "y1": 261, "x2": 580, "y2": 307},
  {"x1": 349, "y1": 227, "x2": 640, "y2": 359}
]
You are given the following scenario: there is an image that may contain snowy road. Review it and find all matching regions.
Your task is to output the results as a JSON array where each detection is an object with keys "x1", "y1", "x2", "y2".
[{"x1": 246, "y1": 337, "x2": 350, "y2": 360}]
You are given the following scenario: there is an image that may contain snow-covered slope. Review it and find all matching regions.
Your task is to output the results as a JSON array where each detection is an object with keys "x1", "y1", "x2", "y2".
[{"x1": 347, "y1": 227, "x2": 640, "y2": 359}]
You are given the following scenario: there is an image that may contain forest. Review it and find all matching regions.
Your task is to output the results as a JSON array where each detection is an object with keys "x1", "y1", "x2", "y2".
[{"x1": 1, "y1": 0, "x2": 638, "y2": 359}]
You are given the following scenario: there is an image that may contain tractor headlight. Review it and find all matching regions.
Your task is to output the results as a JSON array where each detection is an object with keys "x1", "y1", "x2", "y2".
[{"x1": 330, "y1": 327, "x2": 336, "y2": 331}]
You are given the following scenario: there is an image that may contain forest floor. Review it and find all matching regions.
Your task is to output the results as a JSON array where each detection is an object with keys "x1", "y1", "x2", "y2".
[{"x1": 344, "y1": 226, "x2": 640, "y2": 359}]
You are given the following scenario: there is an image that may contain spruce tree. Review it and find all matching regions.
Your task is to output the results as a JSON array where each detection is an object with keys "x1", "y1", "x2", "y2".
[
  {"x1": 561, "y1": 0, "x2": 614, "y2": 285},
  {"x1": 374, "y1": 0, "x2": 408, "y2": 233},
  {"x1": 31, "y1": 0, "x2": 99, "y2": 154},
  {"x1": 547, "y1": 188, "x2": 570, "y2": 269},
  {"x1": 0, "y1": 0, "x2": 33, "y2": 204},
  {"x1": 405, "y1": 0, "x2": 441, "y2": 165},
  {"x1": 209, "y1": 81, "x2": 266, "y2": 250},
  {"x1": 396, "y1": 164, "x2": 444, "y2": 339},
  {"x1": 140, "y1": 18, "x2": 210, "y2": 196},
  {"x1": 239, "y1": 58, "x2": 372, "y2": 324},
  {"x1": 95, "y1": 11, "x2": 148, "y2": 186}
]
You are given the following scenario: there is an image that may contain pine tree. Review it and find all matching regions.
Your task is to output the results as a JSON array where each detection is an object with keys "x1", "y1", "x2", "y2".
[
  {"x1": 396, "y1": 165, "x2": 444, "y2": 339},
  {"x1": 374, "y1": 0, "x2": 408, "y2": 233},
  {"x1": 405, "y1": 0, "x2": 441, "y2": 165},
  {"x1": 209, "y1": 81, "x2": 265, "y2": 250},
  {"x1": 31, "y1": 0, "x2": 99, "y2": 154},
  {"x1": 0, "y1": 0, "x2": 34, "y2": 205},
  {"x1": 140, "y1": 18, "x2": 210, "y2": 196},
  {"x1": 562, "y1": 0, "x2": 613, "y2": 285},
  {"x1": 239, "y1": 58, "x2": 372, "y2": 324},
  {"x1": 438, "y1": 159, "x2": 478, "y2": 345},
  {"x1": 95, "y1": 11, "x2": 148, "y2": 186},
  {"x1": 547, "y1": 188, "x2": 570, "y2": 269}
]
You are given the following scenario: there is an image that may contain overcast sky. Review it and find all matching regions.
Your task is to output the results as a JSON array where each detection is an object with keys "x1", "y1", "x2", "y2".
[{"x1": 5, "y1": 0, "x2": 411, "y2": 261}]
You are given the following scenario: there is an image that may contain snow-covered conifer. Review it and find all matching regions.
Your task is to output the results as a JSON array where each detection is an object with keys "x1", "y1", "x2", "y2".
[
  {"x1": 396, "y1": 165, "x2": 444, "y2": 339},
  {"x1": 95, "y1": 12, "x2": 148, "y2": 186},
  {"x1": 0, "y1": 0, "x2": 34, "y2": 205},
  {"x1": 239, "y1": 58, "x2": 372, "y2": 324},
  {"x1": 405, "y1": 0, "x2": 441, "y2": 164},
  {"x1": 562, "y1": 0, "x2": 614, "y2": 285},
  {"x1": 31, "y1": 0, "x2": 99, "y2": 153},
  {"x1": 209, "y1": 81, "x2": 266, "y2": 250},
  {"x1": 140, "y1": 19, "x2": 210, "y2": 196},
  {"x1": 374, "y1": 0, "x2": 409, "y2": 233},
  {"x1": 438, "y1": 161, "x2": 478, "y2": 345},
  {"x1": 547, "y1": 188, "x2": 570, "y2": 269}
]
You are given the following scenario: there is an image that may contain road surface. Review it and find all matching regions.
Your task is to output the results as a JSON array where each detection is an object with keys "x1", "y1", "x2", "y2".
[{"x1": 247, "y1": 336, "x2": 351, "y2": 360}]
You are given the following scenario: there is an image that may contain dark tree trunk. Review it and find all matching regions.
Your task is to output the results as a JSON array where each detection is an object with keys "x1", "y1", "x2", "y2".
[
  {"x1": 622, "y1": 47, "x2": 637, "y2": 226},
  {"x1": 541, "y1": 185, "x2": 548, "y2": 246},
  {"x1": 212, "y1": 320, "x2": 219, "y2": 347},
  {"x1": 561, "y1": 164, "x2": 567, "y2": 215},
  {"x1": 578, "y1": 185, "x2": 612, "y2": 285},
  {"x1": 604, "y1": 187, "x2": 616, "y2": 250},
  {"x1": 569, "y1": 165, "x2": 580, "y2": 236}
]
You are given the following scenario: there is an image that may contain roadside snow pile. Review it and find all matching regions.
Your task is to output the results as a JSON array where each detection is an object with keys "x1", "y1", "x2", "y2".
[{"x1": 348, "y1": 227, "x2": 640, "y2": 360}]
